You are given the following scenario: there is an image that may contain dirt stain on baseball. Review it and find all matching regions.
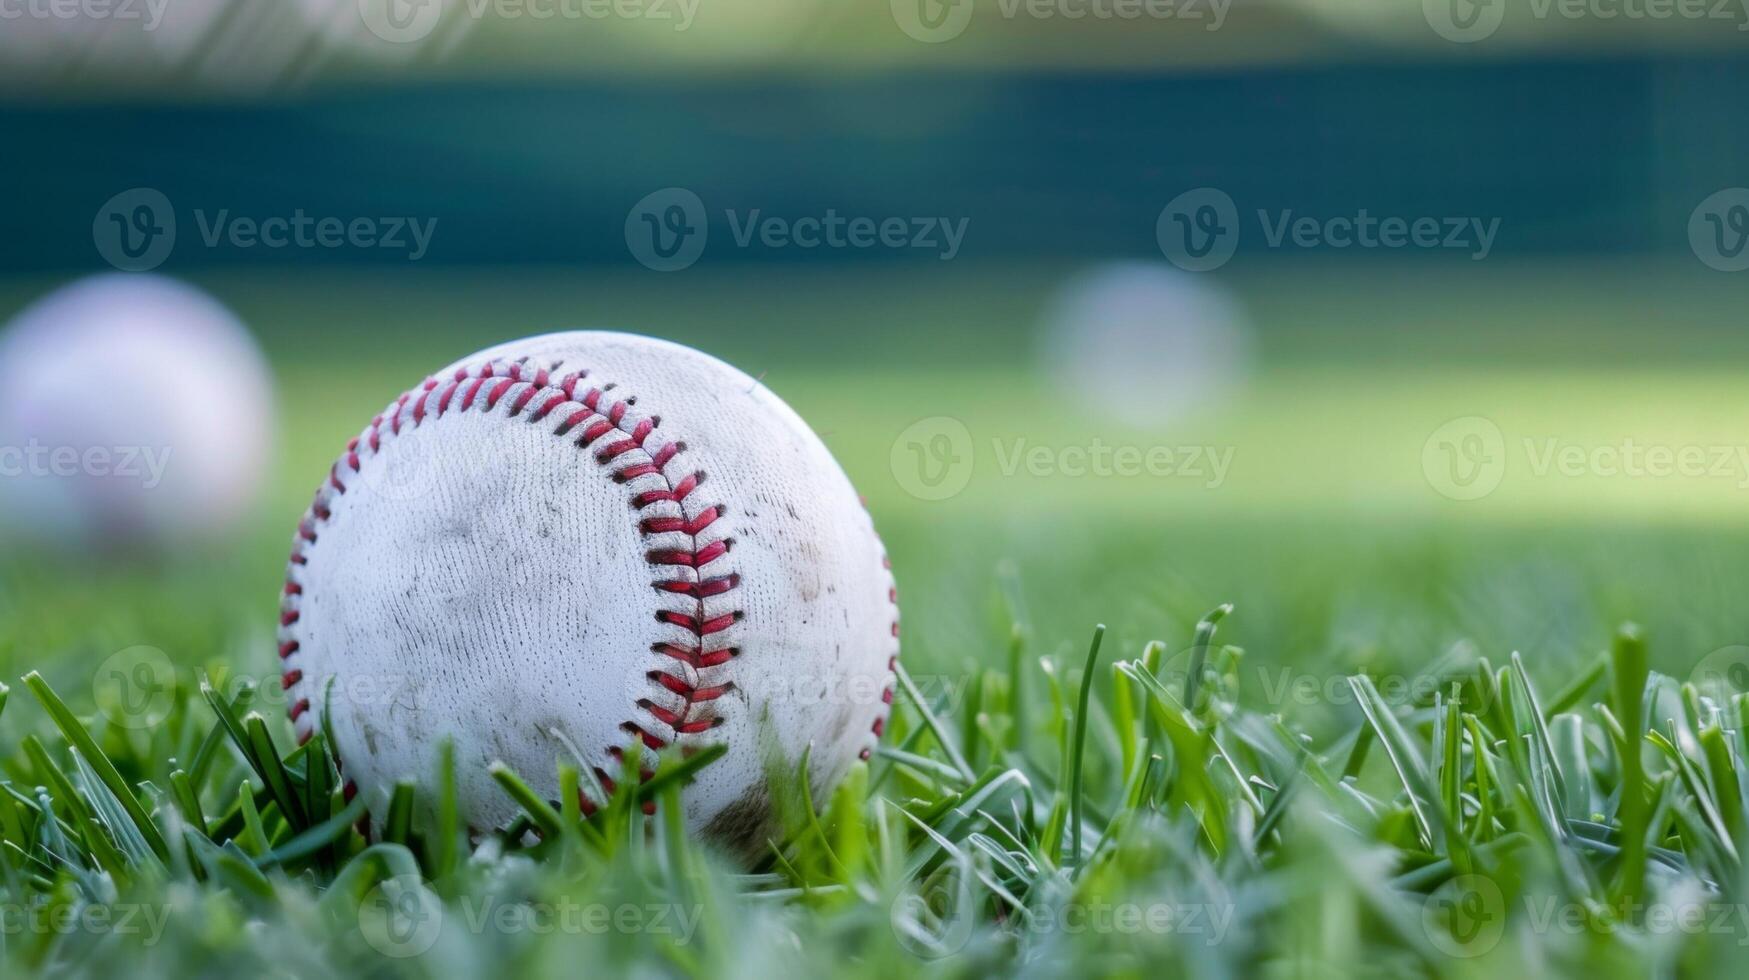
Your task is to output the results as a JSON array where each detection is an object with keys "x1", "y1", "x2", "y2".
[{"x1": 701, "y1": 777, "x2": 775, "y2": 860}]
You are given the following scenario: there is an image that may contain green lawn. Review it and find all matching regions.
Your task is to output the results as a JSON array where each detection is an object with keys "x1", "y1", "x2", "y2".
[{"x1": 2, "y1": 260, "x2": 1748, "y2": 976}]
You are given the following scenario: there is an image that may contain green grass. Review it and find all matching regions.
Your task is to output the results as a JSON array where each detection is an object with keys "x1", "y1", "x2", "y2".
[
  {"x1": 4, "y1": 259, "x2": 1749, "y2": 976},
  {"x1": 0, "y1": 600, "x2": 1747, "y2": 977}
]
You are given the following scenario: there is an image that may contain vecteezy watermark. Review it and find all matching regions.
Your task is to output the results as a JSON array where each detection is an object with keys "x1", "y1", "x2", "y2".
[
  {"x1": 889, "y1": 417, "x2": 975, "y2": 501},
  {"x1": 1151, "y1": 644, "x2": 1501, "y2": 711},
  {"x1": 358, "y1": 0, "x2": 694, "y2": 44},
  {"x1": 91, "y1": 646, "x2": 422, "y2": 731},
  {"x1": 1012, "y1": 899, "x2": 1234, "y2": 943},
  {"x1": 0, "y1": 0, "x2": 168, "y2": 28},
  {"x1": 888, "y1": 416, "x2": 1233, "y2": 501},
  {"x1": 358, "y1": 875, "x2": 704, "y2": 959},
  {"x1": 624, "y1": 188, "x2": 968, "y2": 271},
  {"x1": 0, "y1": 902, "x2": 171, "y2": 945},
  {"x1": 1421, "y1": 0, "x2": 1508, "y2": 41},
  {"x1": 93, "y1": 188, "x2": 176, "y2": 272},
  {"x1": 360, "y1": 876, "x2": 446, "y2": 958},
  {"x1": 991, "y1": 438, "x2": 1233, "y2": 483},
  {"x1": 890, "y1": 875, "x2": 1236, "y2": 961},
  {"x1": 1690, "y1": 188, "x2": 1749, "y2": 272},
  {"x1": 890, "y1": 0, "x2": 1227, "y2": 43},
  {"x1": 891, "y1": 868, "x2": 976, "y2": 959},
  {"x1": 1690, "y1": 646, "x2": 1749, "y2": 704},
  {"x1": 1425, "y1": 0, "x2": 1749, "y2": 44},
  {"x1": 732, "y1": 670, "x2": 966, "y2": 715},
  {"x1": 1421, "y1": 874, "x2": 1508, "y2": 958},
  {"x1": 1422, "y1": 874, "x2": 1749, "y2": 958},
  {"x1": 93, "y1": 646, "x2": 178, "y2": 730},
  {"x1": 93, "y1": 188, "x2": 437, "y2": 271},
  {"x1": 190, "y1": 210, "x2": 436, "y2": 260},
  {"x1": 1422, "y1": 416, "x2": 1507, "y2": 502},
  {"x1": 0, "y1": 440, "x2": 172, "y2": 489},
  {"x1": 357, "y1": 0, "x2": 448, "y2": 43},
  {"x1": 1422, "y1": 416, "x2": 1749, "y2": 501},
  {"x1": 1157, "y1": 188, "x2": 1500, "y2": 272}
]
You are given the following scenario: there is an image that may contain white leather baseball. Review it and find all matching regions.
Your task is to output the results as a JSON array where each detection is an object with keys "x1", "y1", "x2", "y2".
[
  {"x1": 0, "y1": 274, "x2": 273, "y2": 546},
  {"x1": 278, "y1": 331, "x2": 898, "y2": 855}
]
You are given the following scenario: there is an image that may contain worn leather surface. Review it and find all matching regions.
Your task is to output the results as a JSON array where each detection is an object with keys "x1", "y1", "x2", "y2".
[{"x1": 280, "y1": 331, "x2": 897, "y2": 854}]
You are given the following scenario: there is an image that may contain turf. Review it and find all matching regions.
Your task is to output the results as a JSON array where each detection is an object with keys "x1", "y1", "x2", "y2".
[
  {"x1": 0, "y1": 599, "x2": 1747, "y2": 977},
  {"x1": 3, "y1": 260, "x2": 1748, "y2": 976}
]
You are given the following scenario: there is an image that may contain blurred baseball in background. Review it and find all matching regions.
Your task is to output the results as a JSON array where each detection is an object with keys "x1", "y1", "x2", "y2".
[
  {"x1": 0, "y1": 274, "x2": 274, "y2": 549},
  {"x1": 1039, "y1": 261, "x2": 1254, "y2": 430}
]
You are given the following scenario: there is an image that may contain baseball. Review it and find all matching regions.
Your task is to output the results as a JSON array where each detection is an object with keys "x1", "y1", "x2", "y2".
[
  {"x1": 1040, "y1": 261, "x2": 1252, "y2": 429},
  {"x1": 279, "y1": 331, "x2": 898, "y2": 856},
  {"x1": 0, "y1": 274, "x2": 274, "y2": 547}
]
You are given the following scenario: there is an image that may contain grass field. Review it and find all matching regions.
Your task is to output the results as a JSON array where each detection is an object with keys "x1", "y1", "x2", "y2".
[{"x1": 2, "y1": 259, "x2": 1748, "y2": 976}]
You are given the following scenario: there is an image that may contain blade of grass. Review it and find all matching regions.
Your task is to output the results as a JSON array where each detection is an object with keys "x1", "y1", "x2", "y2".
[
  {"x1": 894, "y1": 662, "x2": 973, "y2": 781},
  {"x1": 22, "y1": 672, "x2": 168, "y2": 862},
  {"x1": 1608, "y1": 624, "x2": 1650, "y2": 906},
  {"x1": 488, "y1": 762, "x2": 564, "y2": 839},
  {"x1": 1348, "y1": 674, "x2": 1447, "y2": 854},
  {"x1": 1180, "y1": 604, "x2": 1232, "y2": 712},
  {"x1": 1069, "y1": 625, "x2": 1104, "y2": 869}
]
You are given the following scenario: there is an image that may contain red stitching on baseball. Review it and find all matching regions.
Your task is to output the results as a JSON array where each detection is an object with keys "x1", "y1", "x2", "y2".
[
  {"x1": 860, "y1": 502, "x2": 900, "y2": 762},
  {"x1": 279, "y1": 355, "x2": 745, "y2": 818},
  {"x1": 652, "y1": 643, "x2": 738, "y2": 668}
]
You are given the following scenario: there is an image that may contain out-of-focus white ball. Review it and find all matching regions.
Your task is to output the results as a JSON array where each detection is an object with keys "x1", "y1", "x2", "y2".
[
  {"x1": 0, "y1": 274, "x2": 274, "y2": 548},
  {"x1": 1039, "y1": 262, "x2": 1253, "y2": 429}
]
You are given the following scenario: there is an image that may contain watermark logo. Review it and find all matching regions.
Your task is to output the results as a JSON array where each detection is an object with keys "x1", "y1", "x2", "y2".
[
  {"x1": 1423, "y1": 0, "x2": 1506, "y2": 42},
  {"x1": 1423, "y1": 875, "x2": 1749, "y2": 959},
  {"x1": 625, "y1": 188, "x2": 969, "y2": 270},
  {"x1": 93, "y1": 188, "x2": 175, "y2": 272},
  {"x1": 0, "y1": 901, "x2": 170, "y2": 944},
  {"x1": 191, "y1": 210, "x2": 436, "y2": 259},
  {"x1": 92, "y1": 645, "x2": 176, "y2": 729},
  {"x1": 1256, "y1": 210, "x2": 1498, "y2": 259},
  {"x1": 1430, "y1": 0, "x2": 1749, "y2": 43},
  {"x1": 1152, "y1": 644, "x2": 1501, "y2": 711},
  {"x1": 359, "y1": 0, "x2": 447, "y2": 43},
  {"x1": 890, "y1": 418, "x2": 1234, "y2": 501},
  {"x1": 1425, "y1": 420, "x2": 1749, "y2": 502},
  {"x1": 1158, "y1": 188, "x2": 1239, "y2": 272},
  {"x1": 626, "y1": 187, "x2": 709, "y2": 272},
  {"x1": 1691, "y1": 646, "x2": 1749, "y2": 702},
  {"x1": 1422, "y1": 874, "x2": 1507, "y2": 958},
  {"x1": 361, "y1": 0, "x2": 697, "y2": 40},
  {"x1": 723, "y1": 210, "x2": 967, "y2": 259},
  {"x1": 1015, "y1": 899, "x2": 1234, "y2": 942},
  {"x1": 93, "y1": 188, "x2": 436, "y2": 267},
  {"x1": 1423, "y1": 416, "x2": 1507, "y2": 501},
  {"x1": 346, "y1": 424, "x2": 518, "y2": 505},
  {"x1": 0, "y1": 0, "x2": 170, "y2": 28},
  {"x1": 992, "y1": 438, "x2": 1232, "y2": 483},
  {"x1": 892, "y1": 0, "x2": 1227, "y2": 41},
  {"x1": 360, "y1": 875, "x2": 445, "y2": 958},
  {"x1": 731, "y1": 669, "x2": 967, "y2": 713},
  {"x1": 891, "y1": 867, "x2": 976, "y2": 958},
  {"x1": 891, "y1": 0, "x2": 975, "y2": 41},
  {"x1": 1159, "y1": 190, "x2": 1500, "y2": 271},
  {"x1": 0, "y1": 440, "x2": 172, "y2": 489},
  {"x1": 357, "y1": 877, "x2": 707, "y2": 959},
  {"x1": 1690, "y1": 188, "x2": 1749, "y2": 272},
  {"x1": 891, "y1": 416, "x2": 975, "y2": 501}
]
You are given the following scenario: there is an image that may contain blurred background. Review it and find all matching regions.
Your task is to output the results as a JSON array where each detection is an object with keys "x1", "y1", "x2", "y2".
[{"x1": 3, "y1": 0, "x2": 1749, "y2": 730}]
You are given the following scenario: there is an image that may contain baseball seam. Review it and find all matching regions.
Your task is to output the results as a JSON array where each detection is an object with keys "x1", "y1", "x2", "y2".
[
  {"x1": 278, "y1": 356, "x2": 750, "y2": 812},
  {"x1": 866, "y1": 515, "x2": 899, "y2": 761}
]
